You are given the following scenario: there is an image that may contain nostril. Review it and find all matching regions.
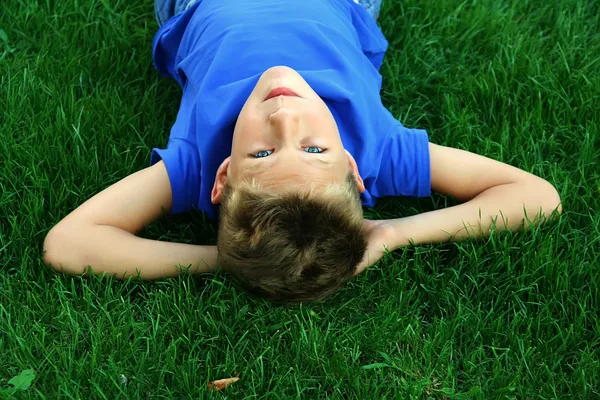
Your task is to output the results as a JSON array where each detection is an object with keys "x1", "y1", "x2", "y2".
[{"x1": 268, "y1": 108, "x2": 300, "y2": 131}]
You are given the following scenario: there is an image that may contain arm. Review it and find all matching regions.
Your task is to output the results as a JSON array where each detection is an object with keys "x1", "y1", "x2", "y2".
[
  {"x1": 357, "y1": 143, "x2": 562, "y2": 273},
  {"x1": 43, "y1": 161, "x2": 218, "y2": 279}
]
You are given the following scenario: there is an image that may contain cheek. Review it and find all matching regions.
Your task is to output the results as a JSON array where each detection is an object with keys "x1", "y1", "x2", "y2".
[
  {"x1": 233, "y1": 108, "x2": 265, "y2": 149},
  {"x1": 306, "y1": 104, "x2": 339, "y2": 133},
  {"x1": 235, "y1": 115, "x2": 260, "y2": 135},
  {"x1": 234, "y1": 103, "x2": 260, "y2": 133}
]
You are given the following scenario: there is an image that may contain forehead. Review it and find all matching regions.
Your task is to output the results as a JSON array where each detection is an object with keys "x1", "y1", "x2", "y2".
[{"x1": 250, "y1": 166, "x2": 344, "y2": 188}]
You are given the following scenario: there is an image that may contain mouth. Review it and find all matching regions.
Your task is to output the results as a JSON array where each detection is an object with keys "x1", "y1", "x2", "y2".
[{"x1": 264, "y1": 87, "x2": 299, "y2": 101}]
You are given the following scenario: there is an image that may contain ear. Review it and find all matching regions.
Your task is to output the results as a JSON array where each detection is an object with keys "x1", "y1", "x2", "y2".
[
  {"x1": 211, "y1": 156, "x2": 231, "y2": 204},
  {"x1": 345, "y1": 150, "x2": 365, "y2": 193}
]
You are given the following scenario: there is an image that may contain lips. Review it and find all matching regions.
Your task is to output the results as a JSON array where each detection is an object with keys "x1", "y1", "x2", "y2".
[{"x1": 264, "y1": 87, "x2": 299, "y2": 101}]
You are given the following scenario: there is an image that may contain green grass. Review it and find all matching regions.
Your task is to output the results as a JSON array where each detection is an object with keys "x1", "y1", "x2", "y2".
[{"x1": 1, "y1": 0, "x2": 599, "y2": 397}]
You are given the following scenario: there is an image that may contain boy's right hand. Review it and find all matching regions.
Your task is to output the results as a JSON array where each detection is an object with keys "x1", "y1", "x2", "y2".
[
  {"x1": 354, "y1": 142, "x2": 562, "y2": 277},
  {"x1": 43, "y1": 161, "x2": 218, "y2": 279},
  {"x1": 355, "y1": 219, "x2": 396, "y2": 275}
]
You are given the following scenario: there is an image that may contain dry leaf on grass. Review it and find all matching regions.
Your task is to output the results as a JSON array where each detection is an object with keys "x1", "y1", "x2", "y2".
[{"x1": 207, "y1": 377, "x2": 240, "y2": 391}]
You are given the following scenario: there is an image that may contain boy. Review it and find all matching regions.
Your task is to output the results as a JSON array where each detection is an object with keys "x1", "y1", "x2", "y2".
[{"x1": 43, "y1": 0, "x2": 561, "y2": 303}]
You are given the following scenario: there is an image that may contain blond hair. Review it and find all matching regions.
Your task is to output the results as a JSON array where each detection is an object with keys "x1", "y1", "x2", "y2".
[{"x1": 217, "y1": 172, "x2": 366, "y2": 303}]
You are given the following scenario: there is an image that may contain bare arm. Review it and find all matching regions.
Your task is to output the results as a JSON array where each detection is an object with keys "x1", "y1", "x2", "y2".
[
  {"x1": 43, "y1": 161, "x2": 218, "y2": 279},
  {"x1": 357, "y1": 143, "x2": 562, "y2": 273}
]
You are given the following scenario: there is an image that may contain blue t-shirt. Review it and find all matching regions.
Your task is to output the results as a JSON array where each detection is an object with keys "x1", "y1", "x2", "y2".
[{"x1": 151, "y1": 0, "x2": 431, "y2": 218}]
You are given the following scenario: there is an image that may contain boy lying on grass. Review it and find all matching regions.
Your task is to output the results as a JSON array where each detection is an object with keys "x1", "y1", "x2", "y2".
[{"x1": 43, "y1": 0, "x2": 562, "y2": 303}]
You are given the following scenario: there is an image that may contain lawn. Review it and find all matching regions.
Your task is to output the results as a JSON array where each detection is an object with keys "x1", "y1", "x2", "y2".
[{"x1": 1, "y1": 0, "x2": 599, "y2": 397}]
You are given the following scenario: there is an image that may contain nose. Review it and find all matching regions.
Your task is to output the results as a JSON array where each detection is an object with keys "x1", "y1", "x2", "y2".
[{"x1": 269, "y1": 107, "x2": 300, "y2": 140}]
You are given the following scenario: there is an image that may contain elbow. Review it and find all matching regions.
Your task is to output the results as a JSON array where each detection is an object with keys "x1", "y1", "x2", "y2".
[
  {"x1": 539, "y1": 179, "x2": 562, "y2": 218},
  {"x1": 42, "y1": 225, "x2": 66, "y2": 272},
  {"x1": 43, "y1": 224, "x2": 86, "y2": 275}
]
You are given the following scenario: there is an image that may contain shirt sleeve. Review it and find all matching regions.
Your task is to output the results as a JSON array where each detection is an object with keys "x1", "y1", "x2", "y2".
[
  {"x1": 152, "y1": 5, "x2": 198, "y2": 87},
  {"x1": 150, "y1": 138, "x2": 201, "y2": 214},
  {"x1": 372, "y1": 125, "x2": 431, "y2": 198},
  {"x1": 348, "y1": 0, "x2": 389, "y2": 70}
]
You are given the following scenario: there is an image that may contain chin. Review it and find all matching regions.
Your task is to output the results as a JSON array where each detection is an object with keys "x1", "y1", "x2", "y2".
[{"x1": 263, "y1": 65, "x2": 298, "y2": 76}]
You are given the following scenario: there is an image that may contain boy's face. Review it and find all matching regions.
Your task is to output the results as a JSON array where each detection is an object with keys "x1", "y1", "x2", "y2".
[{"x1": 211, "y1": 66, "x2": 364, "y2": 203}]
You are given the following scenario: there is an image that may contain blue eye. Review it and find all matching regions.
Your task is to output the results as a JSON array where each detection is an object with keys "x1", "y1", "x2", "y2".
[
  {"x1": 304, "y1": 146, "x2": 324, "y2": 154},
  {"x1": 253, "y1": 150, "x2": 273, "y2": 158}
]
